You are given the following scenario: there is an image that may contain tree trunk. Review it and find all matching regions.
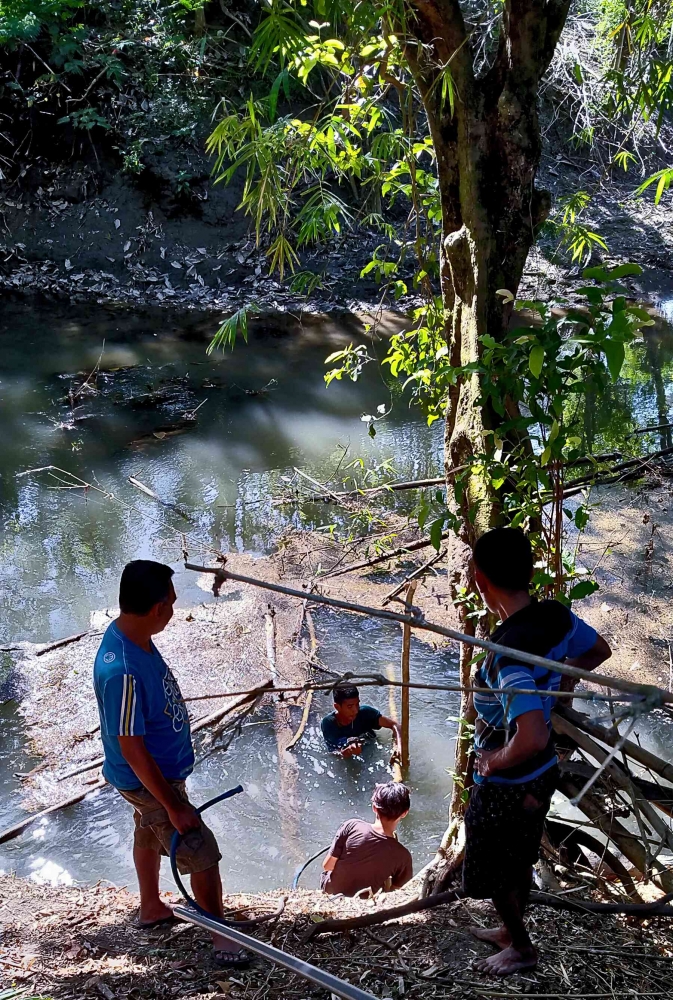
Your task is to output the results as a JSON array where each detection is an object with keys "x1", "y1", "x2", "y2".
[{"x1": 406, "y1": 0, "x2": 572, "y2": 893}]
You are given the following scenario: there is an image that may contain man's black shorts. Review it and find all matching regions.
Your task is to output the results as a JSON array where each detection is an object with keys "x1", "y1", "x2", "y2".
[{"x1": 463, "y1": 765, "x2": 558, "y2": 899}]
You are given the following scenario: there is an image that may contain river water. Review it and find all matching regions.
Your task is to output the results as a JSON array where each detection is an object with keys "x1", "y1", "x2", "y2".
[{"x1": 1, "y1": 295, "x2": 673, "y2": 892}]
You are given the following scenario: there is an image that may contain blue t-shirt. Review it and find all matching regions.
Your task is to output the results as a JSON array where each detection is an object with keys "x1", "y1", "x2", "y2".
[
  {"x1": 321, "y1": 705, "x2": 382, "y2": 750},
  {"x1": 473, "y1": 601, "x2": 597, "y2": 785},
  {"x1": 93, "y1": 622, "x2": 194, "y2": 790}
]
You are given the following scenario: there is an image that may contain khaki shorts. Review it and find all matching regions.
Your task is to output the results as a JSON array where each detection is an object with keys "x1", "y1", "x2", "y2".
[{"x1": 118, "y1": 780, "x2": 221, "y2": 875}]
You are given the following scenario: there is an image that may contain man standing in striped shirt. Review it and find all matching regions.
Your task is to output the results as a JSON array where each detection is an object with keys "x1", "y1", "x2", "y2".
[
  {"x1": 93, "y1": 560, "x2": 249, "y2": 967},
  {"x1": 464, "y1": 529, "x2": 611, "y2": 976}
]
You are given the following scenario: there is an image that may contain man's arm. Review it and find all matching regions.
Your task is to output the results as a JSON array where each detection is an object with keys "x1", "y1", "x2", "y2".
[
  {"x1": 378, "y1": 715, "x2": 402, "y2": 754},
  {"x1": 561, "y1": 635, "x2": 612, "y2": 691},
  {"x1": 322, "y1": 854, "x2": 338, "y2": 872},
  {"x1": 118, "y1": 735, "x2": 199, "y2": 834},
  {"x1": 473, "y1": 709, "x2": 549, "y2": 778}
]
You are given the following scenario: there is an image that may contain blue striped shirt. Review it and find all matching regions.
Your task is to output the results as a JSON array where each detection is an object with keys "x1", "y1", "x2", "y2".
[{"x1": 473, "y1": 603, "x2": 597, "y2": 785}]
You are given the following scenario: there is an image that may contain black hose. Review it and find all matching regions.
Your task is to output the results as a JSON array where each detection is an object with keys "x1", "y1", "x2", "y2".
[
  {"x1": 169, "y1": 784, "x2": 244, "y2": 925},
  {"x1": 292, "y1": 845, "x2": 330, "y2": 890}
]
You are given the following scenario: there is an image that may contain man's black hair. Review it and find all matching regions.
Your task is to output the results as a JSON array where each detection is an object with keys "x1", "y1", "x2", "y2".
[
  {"x1": 334, "y1": 685, "x2": 360, "y2": 704},
  {"x1": 372, "y1": 782, "x2": 410, "y2": 820},
  {"x1": 119, "y1": 560, "x2": 175, "y2": 616},
  {"x1": 473, "y1": 527, "x2": 533, "y2": 592}
]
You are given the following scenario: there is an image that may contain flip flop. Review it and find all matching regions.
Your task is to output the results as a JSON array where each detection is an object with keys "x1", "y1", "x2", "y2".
[
  {"x1": 135, "y1": 913, "x2": 178, "y2": 929},
  {"x1": 213, "y1": 948, "x2": 251, "y2": 968}
]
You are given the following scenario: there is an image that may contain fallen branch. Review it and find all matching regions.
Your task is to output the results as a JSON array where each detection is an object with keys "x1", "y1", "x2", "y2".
[
  {"x1": 191, "y1": 681, "x2": 274, "y2": 734},
  {"x1": 57, "y1": 682, "x2": 275, "y2": 781},
  {"x1": 286, "y1": 691, "x2": 313, "y2": 751},
  {"x1": 321, "y1": 534, "x2": 449, "y2": 580},
  {"x1": 306, "y1": 887, "x2": 673, "y2": 938},
  {"x1": 36, "y1": 629, "x2": 100, "y2": 656},
  {"x1": 128, "y1": 476, "x2": 193, "y2": 522},
  {"x1": 0, "y1": 778, "x2": 106, "y2": 845},
  {"x1": 382, "y1": 547, "x2": 445, "y2": 606},
  {"x1": 305, "y1": 889, "x2": 461, "y2": 938},
  {"x1": 274, "y1": 475, "x2": 447, "y2": 506}
]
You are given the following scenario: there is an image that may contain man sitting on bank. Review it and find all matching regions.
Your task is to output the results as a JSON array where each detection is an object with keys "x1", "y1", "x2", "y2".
[
  {"x1": 464, "y1": 528, "x2": 611, "y2": 976},
  {"x1": 322, "y1": 782, "x2": 413, "y2": 896},
  {"x1": 321, "y1": 684, "x2": 402, "y2": 759},
  {"x1": 93, "y1": 560, "x2": 250, "y2": 968}
]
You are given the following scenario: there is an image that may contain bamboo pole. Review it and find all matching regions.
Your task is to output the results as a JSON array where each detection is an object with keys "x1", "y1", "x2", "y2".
[
  {"x1": 385, "y1": 664, "x2": 403, "y2": 782},
  {"x1": 400, "y1": 581, "x2": 418, "y2": 769},
  {"x1": 383, "y1": 551, "x2": 442, "y2": 607},
  {"x1": 185, "y1": 563, "x2": 673, "y2": 703},
  {"x1": 265, "y1": 605, "x2": 277, "y2": 680}
]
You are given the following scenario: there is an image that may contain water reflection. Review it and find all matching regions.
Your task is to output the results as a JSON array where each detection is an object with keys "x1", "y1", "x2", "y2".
[{"x1": 0, "y1": 300, "x2": 442, "y2": 644}]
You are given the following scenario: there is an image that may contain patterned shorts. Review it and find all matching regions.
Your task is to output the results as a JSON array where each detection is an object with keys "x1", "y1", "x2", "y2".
[
  {"x1": 118, "y1": 780, "x2": 221, "y2": 875},
  {"x1": 463, "y1": 765, "x2": 558, "y2": 899}
]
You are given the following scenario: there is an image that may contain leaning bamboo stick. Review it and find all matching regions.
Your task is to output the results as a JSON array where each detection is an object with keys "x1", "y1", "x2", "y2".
[
  {"x1": 553, "y1": 714, "x2": 673, "y2": 856},
  {"x1": 558, "y1": 774, "x2": 673, "y2": 892}
]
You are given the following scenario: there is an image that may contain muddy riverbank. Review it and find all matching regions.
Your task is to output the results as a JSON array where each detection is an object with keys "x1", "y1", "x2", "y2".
[{"x1": 1, "y1": 873, "x2": 672, "y2": 999}]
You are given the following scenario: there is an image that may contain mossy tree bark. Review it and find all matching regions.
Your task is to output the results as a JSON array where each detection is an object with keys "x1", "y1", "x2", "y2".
[{"x1": 403, "y1": 0, "x2": 572, "y2": 893}]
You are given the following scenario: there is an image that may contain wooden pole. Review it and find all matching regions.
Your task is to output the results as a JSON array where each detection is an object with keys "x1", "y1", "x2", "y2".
[
  {"x1": 385, "y1": 663, "x2": 403, "y2": 782},
  {"x1": 400, "y1": 580, "x2": 418, "y2": 769},
  {"x1": 265, "y1": 604, "x2": 277, "y2": 680}
]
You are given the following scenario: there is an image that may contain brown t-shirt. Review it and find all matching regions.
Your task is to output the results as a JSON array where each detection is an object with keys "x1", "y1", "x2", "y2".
[{"x1": 322, "y1": 819, "x2": 413, "y2": 896}]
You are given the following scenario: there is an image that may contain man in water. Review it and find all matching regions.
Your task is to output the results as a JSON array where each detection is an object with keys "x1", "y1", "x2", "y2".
[
  {"x1": 321, "y1": 684, "x2": 402, "y2": 760},
  {"x1": 93, "y1": 560, "x2": 249, "y2": 968},
  {"x1": 322, "y1": 782, "x2": 413, "y2": 896},
  {"x1": 464, "y1": 528, "x2": 611, "y2": 976}
]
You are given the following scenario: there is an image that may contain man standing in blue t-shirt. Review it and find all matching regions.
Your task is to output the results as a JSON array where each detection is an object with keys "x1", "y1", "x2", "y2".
[
  {"x1": 463, "y1": 529, "x2": 611, "y2": 977},
  {"x1": 93, "y1": 560, "x2": 249, "y2": 968}
]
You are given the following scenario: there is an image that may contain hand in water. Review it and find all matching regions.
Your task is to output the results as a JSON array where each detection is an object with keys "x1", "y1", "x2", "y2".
[{"x1": 340, "y1": 741, "x2": 363, "y2": 759}]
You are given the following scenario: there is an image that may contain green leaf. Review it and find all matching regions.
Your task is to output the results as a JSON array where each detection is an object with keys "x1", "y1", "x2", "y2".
[
  {"x1": 608, "y1": 263, "x2": 642, "y2": 279},
  {"x1": 568, "y1": 580, "x2": 599, "y2": 601},
  {"x1": 429, "y1": 518, "x2": 444, "y2": 551},
  {"x1": 529, "y1": 344, "x2": 544, "y2": 379},
  {"x1": 582, "y1": 265, "x2": 609, "y2": 281},
  {"x1": 540, "y1": 445, "x2": 551, "y2": 466},
  {"x1": 603, "y1": 339, "x2": 625, "y2": 382}
]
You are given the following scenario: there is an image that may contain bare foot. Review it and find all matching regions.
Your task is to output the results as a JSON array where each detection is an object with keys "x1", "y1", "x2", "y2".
[
  {"x1": 138, "y1": 900, "x2": 175, "y2": 927},
  {"x1": 470, "y1": 925, "x2": 512, "y2": 950},
  {"x1": 475, "y1": 945, "x2": 538, "y2": 976}
]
